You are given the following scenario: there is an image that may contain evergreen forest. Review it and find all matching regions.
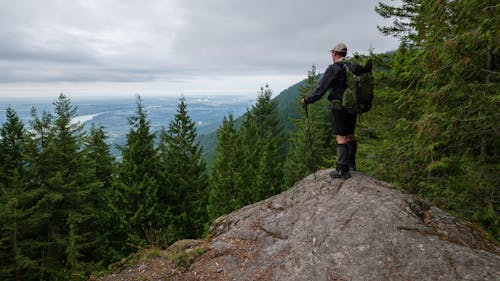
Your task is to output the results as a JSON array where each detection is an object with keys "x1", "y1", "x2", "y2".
[{"x1": 0, "y1": 1, "x2": 498, "y2": 280}]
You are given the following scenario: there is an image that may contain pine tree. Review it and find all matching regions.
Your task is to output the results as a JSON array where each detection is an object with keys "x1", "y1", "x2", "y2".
[
  {"x1": 156, "y1": 127, "x2": 174, "y2": 244},
  {"x1": 84, "y1": 125, "x2": 114, "y2": 190},
  {"x1": 45, "y1": 94, "x2": 99, "y2": 279},
  {"x1": 3, "y1": 94, "x2": 103, "y2": 280},
  {"x1": 284, "y1": 66, "x2": 335, "y2": 186},
  {"x1": 159, "y1": 97, "x2": 208, "y2": 240},
  {"x1": 25, "y1": 107, "x2": 56, "y2": 280},
  {"x1": 374, "y1": 0, "x2": 499, "y2": 239},
  {"x1": 0, "y1": 107, "x2": 37, "y2": 280},
  {"x1": 82, "y1": 125, "x2": 115, "y2": 265},
  {"x1": 55, "y1": 94, "x2": 98, "y2": 278},
  {"x1": 207, "y1": 114, "x2": 243, "y2": 221},
  {"x1": 254, "y1": 85, "x2": 287, "y2": 199},
  {"x1": 236, "y1": 107, "x2": 261, "y2": 206},
  {"x1": 109, "y1": 95, "x2": 160, "y2": 254},
  {"x1": 237, "y1": 108, "x2": 260, "y2": 206},
  {"x1": 238, "y1": 85, "x2": 287, "y2": 204}
]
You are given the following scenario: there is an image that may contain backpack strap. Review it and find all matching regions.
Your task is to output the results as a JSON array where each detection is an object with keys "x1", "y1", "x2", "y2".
[
  {"x1": 336, "y1": 60, "x2": 349, "y2": 72},
  {"x1": 341, "y1": 61, "x2": 349, "y2": 71},
  {"x1": 343, "y1": 62, "x2": 360, "y2": 83}
]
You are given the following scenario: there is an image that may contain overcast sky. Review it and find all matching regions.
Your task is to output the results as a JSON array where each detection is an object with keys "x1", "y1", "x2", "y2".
[{"x1": 0, "y1": 0, "x2": 400, "y2": 99}]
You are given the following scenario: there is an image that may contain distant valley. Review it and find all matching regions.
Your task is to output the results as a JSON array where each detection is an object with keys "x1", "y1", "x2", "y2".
[
  {"x1": 0, "y1": 95, "x2": 256, "y2": 156},
  {"x1": 1, "y1": 79, "x2": 306, "y2": 162}
]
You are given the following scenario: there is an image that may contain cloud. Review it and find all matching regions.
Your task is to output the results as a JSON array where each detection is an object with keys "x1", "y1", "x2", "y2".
[
  {"x1": 0, "y1": 0, "x2": 399, "y2": 95},
  {"x1": 168, "y1": 0, "x2": 398, "y2": 71}
]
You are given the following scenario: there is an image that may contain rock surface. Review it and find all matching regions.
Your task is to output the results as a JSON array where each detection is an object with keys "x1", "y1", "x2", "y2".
[{"x1": 100, "y1": 170, "x2": 500, "y2": 281}]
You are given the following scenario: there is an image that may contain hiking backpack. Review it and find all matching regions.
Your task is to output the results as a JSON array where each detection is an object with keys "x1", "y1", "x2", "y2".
[{"x1": 341, "y1": 59, "x2": 374, "y2": 114}]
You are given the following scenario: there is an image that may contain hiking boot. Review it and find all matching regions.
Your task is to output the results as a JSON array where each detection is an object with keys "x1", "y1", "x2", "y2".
[
  {"x1": 330, "y1": 144, "x2": 351, "y2": 179},
  {"x1": 347, "y1": 140, "x2": 357, "y2": 171},
  {"x1": 330, "y1": 164, "x2": 351, "y2": 179}
]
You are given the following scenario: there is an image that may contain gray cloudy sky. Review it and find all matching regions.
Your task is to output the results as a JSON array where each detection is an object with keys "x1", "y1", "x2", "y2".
[{"x1": 0, "y1": 0, "x2": 399, "y2": 98}]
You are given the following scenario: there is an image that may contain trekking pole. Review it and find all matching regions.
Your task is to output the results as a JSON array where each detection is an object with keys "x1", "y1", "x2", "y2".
[{"x1": 304, "y1": 102, "x2": 317, "y2": 181}]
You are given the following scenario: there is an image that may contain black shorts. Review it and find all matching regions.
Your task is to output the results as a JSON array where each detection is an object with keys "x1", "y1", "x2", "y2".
[{"x1": 330, "y1": 107, "x2": 357, "y2": 136}]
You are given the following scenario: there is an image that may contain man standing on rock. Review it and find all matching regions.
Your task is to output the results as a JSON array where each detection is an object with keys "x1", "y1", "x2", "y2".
[{"x1": 301, "y1": 42, "x2": 357, "y2": 179}]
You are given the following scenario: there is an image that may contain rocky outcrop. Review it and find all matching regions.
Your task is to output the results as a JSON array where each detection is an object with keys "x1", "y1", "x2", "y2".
[{"x1": 101, "y1": 170, "x2": 500, "y2": 281}]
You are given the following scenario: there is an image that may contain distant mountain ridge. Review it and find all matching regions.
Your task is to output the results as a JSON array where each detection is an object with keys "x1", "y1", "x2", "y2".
[{"x1": 198, "y1": 78, "x2": 306, "y2": 163}]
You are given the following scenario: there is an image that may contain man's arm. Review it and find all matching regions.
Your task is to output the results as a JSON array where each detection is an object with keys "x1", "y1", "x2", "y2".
[{"x1": 303, "y1": 65, "x2": 336, "y2": 105}]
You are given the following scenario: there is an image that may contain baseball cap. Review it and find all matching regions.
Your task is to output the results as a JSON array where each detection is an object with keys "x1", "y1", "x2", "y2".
[{"x1": 331, "y1": 42, "x2": 347, "y2": 53}]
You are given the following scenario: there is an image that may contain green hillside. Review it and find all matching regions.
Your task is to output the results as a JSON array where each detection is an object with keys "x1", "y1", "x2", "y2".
[
  {"x1": 199, "y1": 78, "x2": 306, "y2": 165},
  {"x1": 0, "y1": 1, "x2": 497, "y2": 280}
]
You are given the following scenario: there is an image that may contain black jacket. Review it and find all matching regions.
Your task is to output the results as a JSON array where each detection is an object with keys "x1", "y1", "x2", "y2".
[{"x1": 304, "y1": 61, "x2": 347, "y2": 104}]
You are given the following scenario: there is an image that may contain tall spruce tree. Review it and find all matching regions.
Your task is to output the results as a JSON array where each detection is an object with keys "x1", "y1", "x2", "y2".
[
  {"x1": 237, "y1": 107, "x2": 260, "y2": 206},
  {"x1": 254, "y1": 85, "x2": 287, "y2": 199},
  {"x1": 159, "y1": 97, "x2": 208, "y2": 240},
  {"x1": 17, "y1": 94, "x2": 99, "y2": 279},
  {"x1": 82, "y1": 125, "x2": 115, "y2": 265},
  {"x1": 238, "y1": 85, "x2": 287, "y2": 204},
  {"x1": 207, "y1": 113, "x2": 243, "y2": 221},
  {"x1": 25, "y1": 107, "x2": 55, "y2": 281},
  {"x1": 109, "y1": 95, "x2": 160, "y2": 254},
  {"x1": 84, "y1": 125, "x2": 114, "y2": 191},
  {"x1": 284, "y1": 66, "x2": 335, "y2": 186},
  {"x1": 0, "y1": 107, "x2": 37, "y2": 280},
  {"x1": 49, "y1": 94, "x2": 98, "y2": 279},
  {"x1": 374, "y1": 0, "x2": 499, "y2": 239}
]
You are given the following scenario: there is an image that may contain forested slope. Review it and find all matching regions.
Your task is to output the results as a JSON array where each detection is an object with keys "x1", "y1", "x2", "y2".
[{"x1": 0, "y1": 1, "x2": 497, "y2": 280}]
